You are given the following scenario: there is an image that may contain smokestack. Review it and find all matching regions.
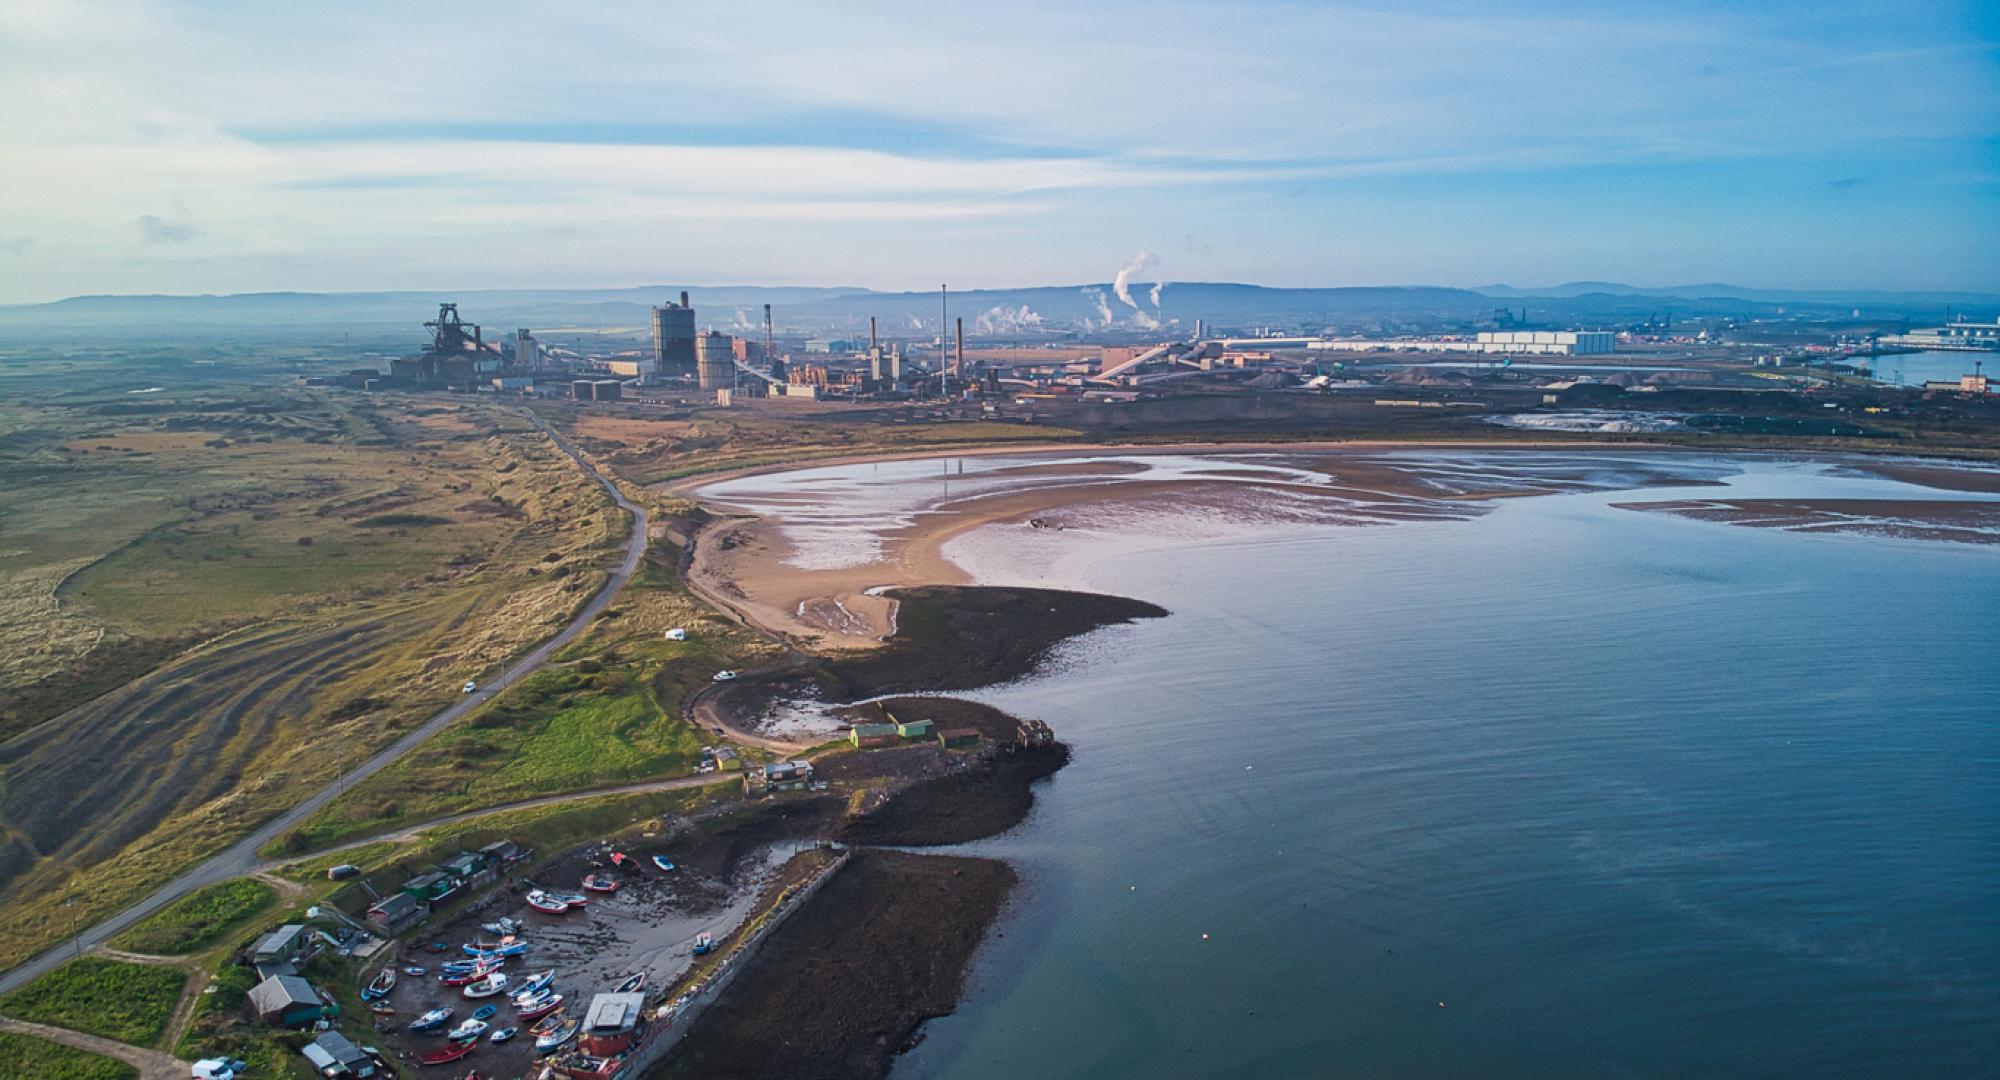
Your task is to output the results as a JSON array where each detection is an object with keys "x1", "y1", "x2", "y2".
[
  {"x1": 680, "y1": 291, "x2": 690, "y2": 309},
  {"x1": 955, "y1": 317, "x2": 964, "y2": 379},
  {"x1": 870, "y1": 316, "x2": 877, "y2": 351},
  {"x1": 940, "y1": 284, "x2": 948, "y2": 364}
]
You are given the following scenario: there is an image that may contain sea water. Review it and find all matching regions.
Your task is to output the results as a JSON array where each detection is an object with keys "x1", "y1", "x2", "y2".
[{"x1": 888, "y1": 455, "x2": 2000, "y2": 1079}]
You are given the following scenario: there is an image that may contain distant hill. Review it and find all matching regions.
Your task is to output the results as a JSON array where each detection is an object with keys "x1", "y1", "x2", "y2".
[
  {"x1": 3, "y1": 280, "x2": 1993, "y2": 343},
  {"x1": 1475, "y1": 281, "x2": 2000, "y2": 308}
]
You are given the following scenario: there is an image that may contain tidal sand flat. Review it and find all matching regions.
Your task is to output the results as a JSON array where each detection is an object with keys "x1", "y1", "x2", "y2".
[{"x1": 692, "y1": 449, "x2": 2000, "y2": 1079}]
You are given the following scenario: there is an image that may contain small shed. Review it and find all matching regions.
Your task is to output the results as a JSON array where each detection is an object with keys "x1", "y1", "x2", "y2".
[
  {"x1": 850, "y1": 722, "x2": 898, "y2": 749},
  {"x1": 438, "y1": 851, "x2": 485, "y2": 878},
  {"x1": 251, "y1": 924, "x2": 311, "y2": 968},
  {"x1": 938, "y1": 728, "x2": 981, "y2": 750},
  {"x1": 712, "y1": 747, "x2": 743, "y2": 771},
  {"x1": 366, "y1": 892, "x2": 424, "y2": 935},
  {"x1": 745, "y1": 760, "x2": 814, "y2": 796},
  {"x1": 400, "y1": 871, "x2": 458, "y2": 904},
  {"x1": 249, "y1": 974, "x2": 333, "y2": 1028},
  {"x1": 302, "y1": 1031, "x2": 377, "y2": 1077},
  {"x1": 581, "y1": 990, "x2": 648, "y2": 1056},
  {"x1": 894, "y1": 718, "x2": 935, "y2": 739},
  {"x1": 479, "y1": 839, "x2": 524, "y2": 865}
]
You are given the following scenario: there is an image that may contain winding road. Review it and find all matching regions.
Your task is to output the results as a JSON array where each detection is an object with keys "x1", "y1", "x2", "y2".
[{"x1": 0, "y1": 413, "x2": 649, "y2": 996}]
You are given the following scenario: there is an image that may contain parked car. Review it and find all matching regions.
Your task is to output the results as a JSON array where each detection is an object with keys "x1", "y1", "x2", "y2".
[
  {"x1": 463, "y1": 680, "x2": 478, "y2": 693},
  {"x1": 712, "y1": 670, "x2": 738, "y2": 682},
  {"x1": 327, "y1": 863, "x2": 361, "y2": 881}
]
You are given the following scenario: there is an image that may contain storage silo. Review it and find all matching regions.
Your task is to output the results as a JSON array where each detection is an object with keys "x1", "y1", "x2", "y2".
[{"x1": 697, "y1": 330, "x2": 735, "y2": 390}]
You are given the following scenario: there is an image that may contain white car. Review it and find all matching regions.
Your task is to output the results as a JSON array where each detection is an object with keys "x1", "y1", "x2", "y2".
[
  {"x1": 463, "y1": 680, "x2": 478, "y2": 694},
  {"x1": 665, "y1": 628, "x2": 688, "y2": 641},
  {"x1": 712, "y1": 670, "x2": 738, "y2": 682}
]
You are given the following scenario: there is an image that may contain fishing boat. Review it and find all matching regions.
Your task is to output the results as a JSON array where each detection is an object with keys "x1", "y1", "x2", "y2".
[
  {"x1": 612, "y1": 971, "x2": 646, "y2": 994},
  {"x1": 403, "y1": 965, "x2": 428, "y2": 977},
  {"x1": 463, "y1": 973, "x2": 509, "y2": 999},
  {"x1": 480, "y1": 916, "x2": 522, "y2": 937},
  {"x1": 368, "y1": 1002, "x2": 397, "y2": 1017},
  {"x1": 529, "y1": 1010, "x2": 570, "y2": 1037},
  {"x1": 440, "y1": 962, "x2": 501, "y2": 987},
  {"x1": 513, "y1": 969, "x2": 555, "y2": 996},
  {"x1": 516, "y1": 994, "x2": 564, "y2": 1021},
  {"x1": 652, "y1": 855, "x2": 675, "y2": 873},
  {"x1": 534, "y1": 1016, "x2": 580, "y2": 1055},
  {"x1": 462, "y1": 938, "x2": 528, "y2": 958},
  {"x1": 409, "y1": 1006, "x2": 453, "y2": 1033},
  {"x1": 691, "y1": 932, "x2": 713, "y2": 956},
  {"x1": 524, "y1": 890, "x2": 569, "y2": 915},
  {"x1": 489, "y1": 1026, "x2": 517, "y2": 1043},
  {"x1": 362, "y1": 967, "x2": 397, "y2": 1000},
  {"x1": 581, "y1": 874, "x2": 619, "y2": 894},
  {"x1": 470, "y1": 1004, "x2": 498, "y2": 1022},
  {"x1": 417, "y1": 1039, "x2": 476, "y2": 1066},
  {"x1": 609, "y1": 852, "x2": 631, "y2": 868},
  {"x1": 446, "y1": 1018, "x2": 489, "y2": 1042}
]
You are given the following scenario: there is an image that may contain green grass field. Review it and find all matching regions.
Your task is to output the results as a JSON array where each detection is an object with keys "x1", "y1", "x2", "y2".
[
  {"x1": 0, "y1": 1032, "x2": 137, "y2": 1080},
  {"x1": 108, "y1": 879, "x2": 277, "y2": 956},
  {"x1": 0, "y1": 957, "x2": 187, "y2": 1046}
]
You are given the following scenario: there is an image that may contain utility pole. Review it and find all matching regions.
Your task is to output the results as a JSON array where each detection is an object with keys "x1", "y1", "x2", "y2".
[{"x1": 65, "y1": 896, "x2": 81, "y2": 961}]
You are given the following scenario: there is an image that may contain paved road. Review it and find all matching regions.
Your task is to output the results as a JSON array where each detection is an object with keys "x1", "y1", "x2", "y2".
[
  {"x1": 0, "y1": 414, "x2": 648, "y2": 995},
  {"x1": 0, "y1": 1018, "x2": 191, "y2": 1080}
]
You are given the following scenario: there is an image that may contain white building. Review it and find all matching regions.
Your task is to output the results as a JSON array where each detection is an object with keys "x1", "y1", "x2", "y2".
[{"x1": 1474, "y1": 330, "x2": 1616, "y2": 355}]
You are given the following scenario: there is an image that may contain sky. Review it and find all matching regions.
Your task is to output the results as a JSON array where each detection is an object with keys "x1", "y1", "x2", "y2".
[{"x1": 1, "y1": 0, "x2": 1996, "y2": 303}]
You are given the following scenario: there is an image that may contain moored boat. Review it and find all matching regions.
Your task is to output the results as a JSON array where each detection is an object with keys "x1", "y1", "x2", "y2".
[
  {"x1": 581, "y1": 874, "x2": 619, "y2": 894},
  {"x1": 529, "y1": 1010, "x2": 570, "y2": 1037},
  {"x1": 480, "y1": 916, "x2": 522, "y2": 936},
  {"x1": 548, "y1": 891, "x2": 588, "y2": 908},
  {"x1": 612, "y1": 971, "x2": 646, "y2": 994},
  {"x1": 446, "y1": 1017, "x2": 488, "y2": 1042},
  {"x1": 513, "y1": 969, "x2": 555, "y2": 996},
  {"x1": 525, "y1": 890, "x2": 569, "y2": 914},
  {"x1": 490, "y1": 1026, "x2": 518, "y2": 1043},
  {"x1": 652, "y1": 855, "x2": 675, "y2": 873},
  {"x1": 463, "y1": 938, "x2": 528, "y2": 957},
  {"x1": 471, "y1": 1003, "x2": 498, "y2": 1021},
  {"x1": 691, "y1": 931, "x2": 713, "y2": 956}
]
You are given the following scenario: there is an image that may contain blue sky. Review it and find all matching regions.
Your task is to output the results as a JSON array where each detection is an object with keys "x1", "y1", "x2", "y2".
[{"x1": 1, "y1": 0, "x2": 1995, "y2": 302}]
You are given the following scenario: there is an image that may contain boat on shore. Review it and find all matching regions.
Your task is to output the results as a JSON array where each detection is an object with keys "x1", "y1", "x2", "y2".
[
  {"x1": 417, "y1": 1039, "x2": 476, "y2": 1066},
  {"x1": 409, "y1": 1006, "x2": 453, "y2": 1033},
  {"x1": 440, "y1": 962, "x2": 502, "y2": 987},
  {"x1": 534, "y1": 1016, "x2": 580, "y2": 1054},
  {"x1": 525, "y1": 890, "x2": 569, "y2": 915},
  {"x1": 362, "y1": 967, "x2": 397, "y2": 1000},
  {"x1": 463, "y1": 972, "x2": 508, "y2": 998},
  {"x1": 513, "y1": 969, "x2": 555, "y2": 996},
  {"x1": 480, "y1": 916, "x2": 522, "y2": 936},
  {"x1": 652, "y1": 855, "x2": 675, "y2": 873},
  {"x1": 613, "y1": 971, "x2": 646, "y2": 994},
  {"x1": 516, "y1": 994, "x2": 564, "y2": 1021},
  {"x1": 582, "y1": 873, "x2": 619, "y2": 894},
  {"x1": 548, "y1": 891, "x2": 588, "y2": 908},
  {"x1": 446, "y1": 1018, "x2": 489, "y2": 1042},
  {"x1": 463, "y1": 938, "x2": 528, "y2": 957},
  {"x1": 691, "y1": 932, "x2": 713, "y2": 956}
]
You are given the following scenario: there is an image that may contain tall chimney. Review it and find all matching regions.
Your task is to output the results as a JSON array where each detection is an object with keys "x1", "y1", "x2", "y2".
[
  {"x1": 955, "y1": 317, "x2": 964, "y2": 379},
  {"x1": 869, "y1": 316, "x2": 877, "y2": 351},
  {"x1": 680, "y1": 290, "x2": 690, "y2": 309}
]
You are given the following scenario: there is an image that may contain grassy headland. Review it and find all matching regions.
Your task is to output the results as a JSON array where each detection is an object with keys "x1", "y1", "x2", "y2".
[
  {"x1": 0, "y1": 957, "x2": 186, "y2": 1046},
  {"x1": 0, "y1": 1032, "x2": 137, "y2": 1080}
]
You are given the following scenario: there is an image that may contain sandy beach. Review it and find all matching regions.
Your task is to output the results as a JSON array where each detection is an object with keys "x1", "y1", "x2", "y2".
[{"x1": 678, "y1": 445, "x2": 1737, "y2": 647}]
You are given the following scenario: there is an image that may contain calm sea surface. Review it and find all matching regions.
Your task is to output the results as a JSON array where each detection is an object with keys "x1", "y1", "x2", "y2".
[{"x1": 717, "y1": 453, "x2": 2000, "y2": 1078}]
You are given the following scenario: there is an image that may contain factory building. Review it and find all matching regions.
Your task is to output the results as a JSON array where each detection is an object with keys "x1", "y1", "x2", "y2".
[
  {"x1": 652, "y1": 292, "x2": 697, "y2": 379},
  {"x1": 1474, "y1": 331, "x2": 1616, "y2": 355},
  {"x1": 696, "y1": 330, "x2": 735, "y2": 390},
  {"x1": 1880, "y1": 319, "x2": 2000, "y2": 352}
]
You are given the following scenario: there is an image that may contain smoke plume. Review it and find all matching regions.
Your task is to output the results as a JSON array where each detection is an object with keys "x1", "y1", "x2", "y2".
[{"x1": 1113, "y1": 251, "x2": 1161, "y2": 328}]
